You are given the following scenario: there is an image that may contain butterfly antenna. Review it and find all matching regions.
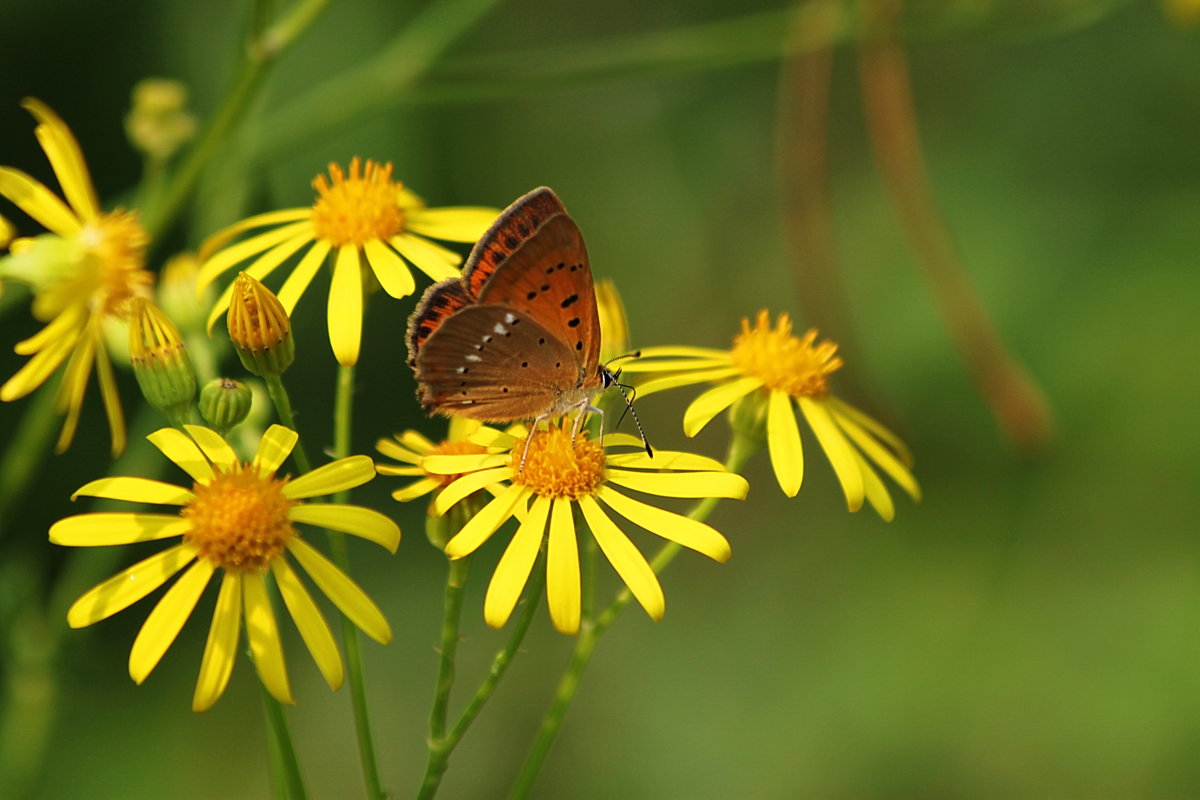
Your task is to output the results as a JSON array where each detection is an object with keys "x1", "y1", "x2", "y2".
[{"x1": 614, "y1": 380, "x2": 653, "y2": 458}]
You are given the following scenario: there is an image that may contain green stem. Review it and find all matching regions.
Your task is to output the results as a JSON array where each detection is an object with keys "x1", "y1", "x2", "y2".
[
  {"x1": 265, "y1": 375, "x2": 312, "y2": 473},
  {"x1": 0, "y1": 381, "x2": 59, "y2": 544},
  {"x1": 506, "y1": 432, "x2": 758, "y2": 800},
  {"x1": 326, "y1": 363, "x2": 385, "y2": 800},
  {"x1": 418, "y1": 552, "x2": 546, "y2": 800},
  {"x1": 141, "y1": 0, "x2": 331, "y2": 242},
  {"x1": 429, "y1": 530, "x2": 471, "y2": 743},
  {"x1": 259, "y1": 678, "x2": 308, "y2": 800}
]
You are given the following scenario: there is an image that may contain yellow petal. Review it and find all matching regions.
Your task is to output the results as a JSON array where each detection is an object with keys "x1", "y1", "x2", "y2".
[
  {"x1": 0, "y1": 167, "x2": 80, "y2": 235},
  {"x1": 196, "y1": 220, "x2": 311, "y2": 291},
  {"x1": 129, "y1": 558, "x2": 215, "y2": 684},
  {"x1": 23, "y1": 98, "x2": 99, "y2": 221},
  {"x1": 604, "y1": 450, "x2": 725, "y2": 471},
  {"x1": 604, "y1": 468, "x2": 748, "y2": 500},
  {"x1": 629, "y1": 345, "x2": 731, "y2": 360},
  {"x1": 467, "y1": 426, "x2": 519, "y2": 449},
  {"x1": 329, "y1": 244, "x2": 363, "y2": 365},
  {"x1": 93, "y1": 341, "x2": 125, "y2": 457},
  {"x1": 578, "y1": 495, "x2": 663, "y2": 621},
  {"x1": 272, "y1": 558, "x2": 343, "y2": 691},
  {"x1": 857, "y1": 451, "x2": 895, "y2": 522},
  {"x1": 289, "y1": 504, "x2": 400, "y2": 552},
  {"x1": 192, "y1": 571, "x2": 241, "y2": 712},
  {"x1": 390, "y1": 477, "x2": 441, "y2": 502},
  {"x1": 484, "y1": 495, "x2": 550, "y2": 628},
  {"x1": 595, "y1": 485, "x2": 730, "y2": 563},
  {"x1": 71, "y1": 476, "x2": 193, "y2": 505},
  {"x1": 405, "y1": 207, "x2": 499, "y2": 242},
  {"x1": 826, "y1": 396, "x2": 914, "y2": 468},
  {"x1": 50, "y1": 513, "x2": 191, "y2": 546},
  {"x1": 433, "y1": 466, "x2": 513, "y2": 517},
  {"x1": 183, "y1": 425, "x2": 237, "y2": 472},
  {"x1": 282, "y1": 455, "x2": 376, "y2": 499},
  {"x1": 286, "y1": 538, "x2": 391, "y2": 644},
  {"x1": 13, "y1": 303, "x2": 84, "y2": 356},
  {"x1": 443, "y1": 483, "x2": 527, "y2": 559},
  {"x1": 546, "y1": 497, "x2": 580, "y2": 635},
  {"x1": 375, "y1": 438, "x2": 423, "y2": 465},
  {"x1": 798, "y1": 397, "x2": 863, "y2": 513},
  {"x1": 67, "y1": 543, "x2": 197, "y2": 627},
  {"x1": 630, "y1": 367, "x2": 743, "y2": 400},
  {"x1": 243, "y1": 571, "x2": 293, "y2": 705},
  {"x1": 52, "y1": 323, "x2": 96, "y2": 453},
  {"x1": 376, "y1": 465, "x2": 424, "y2": 478},
  {"x1": 832, "y1": 408, "x2": 921, "y2": 502},
  {"x1": 198, "y1": 208, "x2": 311, "y2": 261},
  {"x1": 422, "y1": 453, "x2": 509, "y2": 475},
  {"x1": 253, "y1": 424, "x2": 298, "y2": 477},
  {"x1": 682, "y1": 377, "x2": 764, "y2": 437},
  {"x1": 389, "y1": 233, "x2": 461, "y2": 282},
  {"x1": 363, "y1": 238, "x2": 415, "y2": 299},
  {"x1": 619, "y1": 358, "x2": 734, "y2": 374},
  {"x1": 766, "y1": 389, "x2": 803, "y2": 497},
  {"x1": 0, "y1": 327, "x2": 82, "y2": 401},
  {"x1": 147, "y1": 427, "x2": 214, "y2": 483},
  {"x1": 277, "y1": 238, "x2": 332, "y2": 315}
]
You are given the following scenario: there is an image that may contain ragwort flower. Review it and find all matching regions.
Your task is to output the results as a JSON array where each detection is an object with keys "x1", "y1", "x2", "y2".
[
  {"x1": 422, "y1": 422, "x2": 747, "y2": 635},
  {"x1": 375, "y1": 416, "x2": 488, "y2": 506},
  {"x1": 0, "y1": 99, "x2": 154, "y2": 454},
  {"x1": 622, "y1": 310, "x2": 919, "y2": 520},
  {"x1": 50, "y1": 424, "x2": 399, "y2": 711},
  {"x1": 197, "y1": 157, "x2": 498, "y2": 366}
]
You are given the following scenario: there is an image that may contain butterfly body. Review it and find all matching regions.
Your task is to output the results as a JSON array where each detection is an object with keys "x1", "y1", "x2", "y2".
[{"x1": 407, "y1": 188, "x2": 611, "y2": 425}]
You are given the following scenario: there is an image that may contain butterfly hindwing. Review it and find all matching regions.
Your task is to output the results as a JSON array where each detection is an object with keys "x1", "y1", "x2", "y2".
[
  {"x1": 475, "y1": 213, "x2": 601, "y2": 376},
  {"x1": 406, "y1": 278, "x2": 473, "y2": 365},
  {"x1": 413, "y1": 303, "x2": 580, "y2": 422},
  {"x1": 461, "y1": 187, "x2": 568, "y2": 298}
]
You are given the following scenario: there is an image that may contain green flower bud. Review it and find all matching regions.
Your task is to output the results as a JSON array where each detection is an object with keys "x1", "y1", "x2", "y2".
[
  {"x1": 129, "y1": 298, "x2": 196, "y2": 419},
  {"x1": 199, "y1": 378, "x2": 253, "y2": 434},
  {"x1": 228, "y1": 272, "x2": 294, "y2": 377}
]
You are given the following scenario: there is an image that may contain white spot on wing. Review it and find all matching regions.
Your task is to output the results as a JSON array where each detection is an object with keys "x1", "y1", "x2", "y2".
[
  {"x1": 466, "y1": 354, "x2": 482, "y2": 362},
  {"x1": 493, "y1": 323, "x2": 507, "y2": 335},
  {"x1": 505, "y1": 313, "x2": 517, "y2": 323}
]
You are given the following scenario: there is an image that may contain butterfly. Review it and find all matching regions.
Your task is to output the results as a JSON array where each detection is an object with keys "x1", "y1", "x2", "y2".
[{"x1": 407, "y1": 187, "x2": 627, "y2": 441}]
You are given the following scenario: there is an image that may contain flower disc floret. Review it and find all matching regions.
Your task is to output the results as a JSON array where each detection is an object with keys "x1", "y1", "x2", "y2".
[
  {"x1": 310, "y1": 158, "x2": 405, "y2": 246},
  {"x1": 183, "y1": 464, "x2": 295, "y2": 570},
  {"x1": 511, "y1": 427, "x2": 605, "y2": 499},
  {"x1": 730, "y1": 310, "x2": 842, "y2": 398}
]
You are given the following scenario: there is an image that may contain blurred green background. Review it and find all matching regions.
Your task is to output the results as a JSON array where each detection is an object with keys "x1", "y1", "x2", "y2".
[{"x1": 2, "y1": 0, "x2": 1199, "y2": 797}]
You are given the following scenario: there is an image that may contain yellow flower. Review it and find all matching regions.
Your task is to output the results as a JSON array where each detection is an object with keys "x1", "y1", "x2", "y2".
[
  {"x1": 50, "y1": 424, "x2": 399, "y2": 712},
  {"x1": 422, "y1": 422, "x2": 747, "y2": 635},
  {"x1": 1165, "y1": 0, "x2": 1200, "y2": 26},
  {"x1": 196, "y1": 157, "x2": 498, "y2": 366},
  {"x1": 375, "y1": 416, "x2": 489, "y2": 506},
  {"x1": 621, "y1": 310, "x2": 919, "y2": 520},
  {"x1": 594, "y1": 278, "x2": 630, "y2": 363},
  {"x1": 0, "y1": 99, "x2": 154, "y2": 454}
]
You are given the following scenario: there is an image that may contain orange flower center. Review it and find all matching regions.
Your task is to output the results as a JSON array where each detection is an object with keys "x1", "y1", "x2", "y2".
[
  {"x1": 730, "y1": 310, "x2": 842, "y2": 397},
  {"x1": 182, "y1": 464, "x2": 296, "y2": 571},
  {"x1": 78, "y1": 209, "x2": 153, "y2": 317},
  {"x1": 310, "y1": 157, "x2": 407, "y2": 246},
  {"x1": 511, "y1": 424, "x2": 605, "y2": 499},
  {"x1": 426, "y1": 439, "x2": 489, "y2": 487}
]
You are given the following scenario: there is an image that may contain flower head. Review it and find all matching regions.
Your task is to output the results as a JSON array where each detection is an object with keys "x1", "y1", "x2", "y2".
[
  {"x1": 422, "y1": 422, "x2": 746, "y2": 634},
  {"x1": 0, "y1": 100, "x2": 155, "y2": 454},
  {"x1": 227, "y1": 272, "x2": 294, "y2": 377},
  {"x1": 50, "y1": 424, "x2": 399, "y2": 711},
  {"x1": 375, "y1": 416, "x2": 489, "y2": 506},
  {"x1": 197, "y1": 157, "x2": 498, "y2": 366},
  {"x1": 622, "y1": 310, "x2": 919, "y2": 520},
  {"x1": 128, "y1": 297, "x2": 196, "y2": 417}
]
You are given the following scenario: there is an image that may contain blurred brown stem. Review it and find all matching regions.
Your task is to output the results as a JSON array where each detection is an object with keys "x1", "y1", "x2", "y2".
[{"x1": 858, "y1": 0, "x2": 1054, "y2": 453}]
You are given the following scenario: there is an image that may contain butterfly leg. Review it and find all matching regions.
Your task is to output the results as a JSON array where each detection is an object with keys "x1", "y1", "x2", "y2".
[{"x1": 518, "y1": 413, "x2": 553, "y2": 475}]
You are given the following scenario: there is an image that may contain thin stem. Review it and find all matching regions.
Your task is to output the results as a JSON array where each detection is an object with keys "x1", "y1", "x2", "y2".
[
  {"x1": 141, "y1": 0, "x2": 331, "y2": 242},
  {"x1": 429, "y1": 525, "x2": 471, "y2": 743},
  {"x1": 506, "y1": 432, "x2": 758, "y2": 800},
  {"x1": 0, "y1": 381, "x2": 59, "y2": 543},
  {"x1": 418, "y1": 552, "x2": 546, "y2": 800},
  {"x1": 264, "y1": 375, "x2": 312, "y2": 473},
  {"x1": 326, "y1": 363, "x2": 385, "y2": 800},
  {"x1": 857, "y1": 0, "x2": 1053, "y2": 452},
  {"x1": 259, "y1": 678, "x2": 308, "y2": 800}
]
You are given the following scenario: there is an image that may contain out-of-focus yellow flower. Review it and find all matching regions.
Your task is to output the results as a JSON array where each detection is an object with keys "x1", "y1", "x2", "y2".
[
  {"x1": 1164, "y1": 0, "x2": 1200, "y2": 26},
  {"x1": 594, "y1": 278, "x2": 630, "y2": 363},
  {"x1": 197, "y1": 157, "x2": 499, "y2": 366},
  {"x1": 128, "y1": 297, "x2": 196, "y2": 419},
  {"x1": 124, "y1": 78, "x2": 197, "y2": 163},
  {"x1": 421, "y1": 421, "x2": 746, "y2": 635},
  {"x1": 622, "y1": 310, "x2": 919, "y2": 520},
  {"x1": 0, "y1": 99, "x2": 154, "y2": 454},
  {"x1": 50, "y1": 424, "x2": 399, "y2": 711}
]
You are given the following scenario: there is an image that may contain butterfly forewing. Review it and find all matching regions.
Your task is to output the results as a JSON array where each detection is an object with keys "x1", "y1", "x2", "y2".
[
  {"x1": 461, "y1": 187, "x2": 568, "y2": 298},
  {"x1": 475, "y1": 213, "x2": 601, "y2": 377},
  {"x1": 414, "y1": 304, "x2": 580, "y2": 422}
]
